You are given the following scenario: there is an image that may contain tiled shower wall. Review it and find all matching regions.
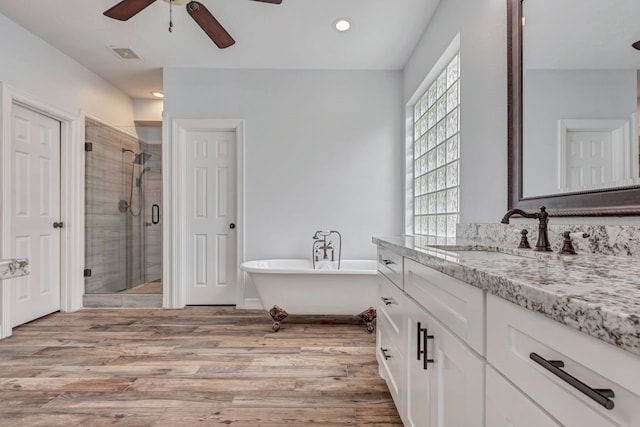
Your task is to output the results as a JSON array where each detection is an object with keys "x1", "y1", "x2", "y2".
[{"x1": 84, "y1": 118, "x2": 162, "y2": 293}]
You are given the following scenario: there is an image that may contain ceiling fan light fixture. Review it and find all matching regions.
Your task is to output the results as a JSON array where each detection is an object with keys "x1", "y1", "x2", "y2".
[
  {"x1": 151, "y1": 91, "x2": 164, "y2": 99},
  {"x1": 334, "y1": 18, "x2": 351, "y2": 32}
]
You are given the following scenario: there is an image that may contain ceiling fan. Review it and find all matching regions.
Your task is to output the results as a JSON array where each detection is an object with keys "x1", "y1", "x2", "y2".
[{"x1": 103, "y1": 0, "x2": 282, "y2": 49}]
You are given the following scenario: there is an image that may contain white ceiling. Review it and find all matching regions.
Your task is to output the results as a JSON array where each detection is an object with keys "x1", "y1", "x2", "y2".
[{"x1": 0, "y1": 0, "x2": 440, "y2": 99}]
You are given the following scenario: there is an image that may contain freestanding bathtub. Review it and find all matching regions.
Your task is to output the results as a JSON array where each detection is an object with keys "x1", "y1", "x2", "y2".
[{"x1": 240, "y1": 259, "x2": 378, "y2": 332}]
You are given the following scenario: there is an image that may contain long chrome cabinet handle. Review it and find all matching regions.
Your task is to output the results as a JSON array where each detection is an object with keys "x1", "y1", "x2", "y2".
[
  {"x1": 529, "y1": 352, "x2": 615, "y2": 410},
  {"x1": 422, "y1": 326, "x2": 434, "y2": 370}
]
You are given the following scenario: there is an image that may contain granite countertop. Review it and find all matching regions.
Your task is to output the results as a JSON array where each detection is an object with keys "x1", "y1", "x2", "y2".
[
  {"x1": 373, "y1": 235, "x2": 640, "y2": 357},
  {"x1": 0, "y1": 259, "x2": 29, "y2": 280}
]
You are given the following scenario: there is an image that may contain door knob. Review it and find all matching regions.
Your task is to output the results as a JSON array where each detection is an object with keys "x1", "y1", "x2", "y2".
[
  {"x1": 229, "y1": 223, "x2": 236, "y2": 229},
  {"x1": 53, "y1": 222, "x2": 64, "y2": 229}
]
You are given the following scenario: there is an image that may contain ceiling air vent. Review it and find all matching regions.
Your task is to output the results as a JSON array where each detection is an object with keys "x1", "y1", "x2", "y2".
[{"x1": 109, "y1": 46, "x2": 142, "y2": 60}]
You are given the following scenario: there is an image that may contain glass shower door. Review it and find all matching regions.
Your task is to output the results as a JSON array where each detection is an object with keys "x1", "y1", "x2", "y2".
[{"x1": 84, "y1": 118, "x2": 162, "y2": 295}]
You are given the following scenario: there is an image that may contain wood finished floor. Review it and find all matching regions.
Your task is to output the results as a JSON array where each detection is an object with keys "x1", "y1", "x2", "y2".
[{"x1": 0, "y1": 307, "x2": 401, "y2": 426}]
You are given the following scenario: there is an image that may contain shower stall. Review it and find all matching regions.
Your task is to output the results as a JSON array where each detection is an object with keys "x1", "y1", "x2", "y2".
[{"x1": 84, "y1": 118, "x2": 162, "y2": 297}]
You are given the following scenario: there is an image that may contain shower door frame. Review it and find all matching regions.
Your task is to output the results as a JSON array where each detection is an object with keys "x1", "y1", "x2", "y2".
[
  {"x1": 0, "y1": 83, "x2": 84, "y2": 338},
  {"x1": 162, "y1": 116, "x2": 247, "y2": 309}
]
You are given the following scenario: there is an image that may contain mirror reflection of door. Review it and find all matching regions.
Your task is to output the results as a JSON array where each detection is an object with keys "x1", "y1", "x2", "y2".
[{"x1": 557, "y1": 119, "x2": 632, "y2": 193}]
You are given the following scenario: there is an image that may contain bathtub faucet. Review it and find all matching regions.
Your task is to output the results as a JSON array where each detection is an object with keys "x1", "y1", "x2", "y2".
[{"x1": 312, "y1": 230, "x2": 342, "y2": 270}]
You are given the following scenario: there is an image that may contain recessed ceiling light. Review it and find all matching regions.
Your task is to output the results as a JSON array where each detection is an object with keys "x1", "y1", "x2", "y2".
[
  {"x1": 151, "y1": 91, "x2": 164, "y2": 99},
  {"x1": 334, "y1": 18, "x2": 351, "y2": 32}
]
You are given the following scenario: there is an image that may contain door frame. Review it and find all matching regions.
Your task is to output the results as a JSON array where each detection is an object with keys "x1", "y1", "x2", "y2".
[
  {"x1": 0, "y1": 83, "x2": 84, "y2": 338},
  {"x1": 162, "y1": 116, "x2": 246, "y2": 309}
]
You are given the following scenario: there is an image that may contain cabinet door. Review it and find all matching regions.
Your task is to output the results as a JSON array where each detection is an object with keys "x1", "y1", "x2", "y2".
[
  {"x1": 428, "y1": 306, "x2": 485, "y2": 427},
  {"x1": 405, "y1": 297, "x2": 434, "y2": 427},
  {"x1": 486, "y1": 365, "x2": 561, "y2": 427},
  {"x1": 405, "y1": 296, "x2": 485, "y2": 427}
]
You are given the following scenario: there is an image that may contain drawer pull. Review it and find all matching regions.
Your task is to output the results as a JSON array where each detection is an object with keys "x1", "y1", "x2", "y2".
[
  {"x1": 380, "y1": 297, "x2": 394, "y2": 306},
  {"x1": 529, "y1": 352, "x2": 615, "y2": 410},
  {"x1": 422, "y1": 327, "x2": 434, "y2": 370},
  {"x1": 380, "y1": 347, "x2": 391, "y2": 360},
  {"x1": 379, "y1": 257, "x2": 395, "y2": 266}
]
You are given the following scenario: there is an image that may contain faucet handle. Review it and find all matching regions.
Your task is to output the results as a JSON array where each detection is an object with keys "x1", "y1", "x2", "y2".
[
  {"x1": 513, "y1": 229, "x2": 531, "y2": 249},
  {"x1": 559, "y1": 231, "x2": 590, "y2": 255}
]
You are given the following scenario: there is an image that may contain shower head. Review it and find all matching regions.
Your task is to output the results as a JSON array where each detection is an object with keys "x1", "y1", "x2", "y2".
[{"x1": 133, "y1": 152, "x2": 151, "y2": 165}]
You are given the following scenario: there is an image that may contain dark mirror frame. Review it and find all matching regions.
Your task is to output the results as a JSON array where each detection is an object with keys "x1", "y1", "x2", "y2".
[{"x1": 507, "y1": 0, "x2": 640, "y2": 216}]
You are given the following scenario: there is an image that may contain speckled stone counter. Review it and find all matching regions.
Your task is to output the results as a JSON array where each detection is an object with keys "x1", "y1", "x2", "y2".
[
  {"x1": 373, "y1": 235, "x2": 640, "y2": 357},
  {"x1": 0, "y1": 259, "x2": 29, "y2": 280}
]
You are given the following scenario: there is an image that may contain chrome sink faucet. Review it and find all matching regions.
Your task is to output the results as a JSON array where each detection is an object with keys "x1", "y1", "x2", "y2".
[{"x1": 501, "y1": 206, "x2": 552, "y2": 252}]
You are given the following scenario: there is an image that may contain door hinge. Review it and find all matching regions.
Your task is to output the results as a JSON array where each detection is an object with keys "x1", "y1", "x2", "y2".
[
  {"x1": 85, "y1": 142, "x2": 93, "y2": 152},
  {"x1": 84, "y1": 268, "x2": 92, "y2": 277}
]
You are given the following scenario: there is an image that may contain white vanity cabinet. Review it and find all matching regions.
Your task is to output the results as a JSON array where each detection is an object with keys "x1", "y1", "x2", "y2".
[
  {"x1": 376, "y1": 242, "x2": 640, "y2": 427},
  {"x1": 377, "y1": 259, "x2": 405, "y2": 412},
  {"x1": 487, "y1": 294, "x2": 640, "y2": 427},
  {"x1": 405, "y1": 296, "x2": 485, "y2": 427},
  {"x1": 403, "y1": 258, "x2": 485, "y2": 427}
]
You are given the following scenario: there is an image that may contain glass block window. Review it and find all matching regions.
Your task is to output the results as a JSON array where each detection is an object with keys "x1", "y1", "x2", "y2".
[{"x1": 413, "y1": 53, "x2": 460, "y2": 237}]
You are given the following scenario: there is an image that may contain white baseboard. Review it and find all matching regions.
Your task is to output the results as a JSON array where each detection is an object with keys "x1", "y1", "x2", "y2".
[{"x1": 241, "y1": 298, "x2": 264, "y2": 310}]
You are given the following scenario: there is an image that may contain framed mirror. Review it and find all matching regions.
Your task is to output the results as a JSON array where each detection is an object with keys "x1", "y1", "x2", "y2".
[{"x1": 508, "y1": 0, "x2": 640, "y2": 216}]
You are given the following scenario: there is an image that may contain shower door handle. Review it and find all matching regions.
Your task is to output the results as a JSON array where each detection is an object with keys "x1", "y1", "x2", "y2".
[{"x1": 151, "y1": 204, "x2": 160, "y2": 225}]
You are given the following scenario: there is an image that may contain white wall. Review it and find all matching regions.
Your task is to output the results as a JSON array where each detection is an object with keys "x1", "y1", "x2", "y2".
[
  {"x1": 164, "y1": 68, "x2": 403, "y2": 265},
  {"x1": 522, "y1": 69, "x2": 637, "y2": 197},
  {"x1": 0, "y1": 13, "x2": 134, "y2": 127},
  {"x1": 133, "y1": 99, "x2": 164, "y2": 122},
  {"x1": 403, "y1": 0, "x2": 508, "y2": 224}
]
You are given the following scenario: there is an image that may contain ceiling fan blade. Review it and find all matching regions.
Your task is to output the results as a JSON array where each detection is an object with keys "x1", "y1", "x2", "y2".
[
  {"x1": 104, "y1": 0, "x2": 157, "y2": 21},
  {"x1": 186, "y1": 1, "x2": 235, "y2": 49},
  {"x1": 251, "y1": 0, "x2": 283, "y2": 4}
]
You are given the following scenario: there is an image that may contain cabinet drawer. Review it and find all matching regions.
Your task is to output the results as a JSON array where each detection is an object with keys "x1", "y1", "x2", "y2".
[
  {"x1": 377, "y1": 248, "x2": 403, "y2": 289},
  {"x1": 486, "y1": 365, "x2": 560, "y2": 427},
  {"x1": 487, "y1": 294, "x2": 640, "y2": 427},
  {"x1": 377, "y1": 273, "x2": 404, "y2": 340},
  {"x1": 377, "y1": 314, "x2": 403, "y2": 410},
  {"x1": 404, "y1": 258, "x2": 485, "y2": 355}
]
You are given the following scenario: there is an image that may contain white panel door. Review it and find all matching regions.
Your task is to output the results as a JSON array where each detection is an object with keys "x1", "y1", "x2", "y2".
[
  {"x1": 11, "y1": 104, "x2": 61, "y2": 326},
  {"x1": 565, "y1": 130, "x2": 613, "y2": 190},
  {"x1": 185, "y1": 130, "x2": 237, "y2": 304}
]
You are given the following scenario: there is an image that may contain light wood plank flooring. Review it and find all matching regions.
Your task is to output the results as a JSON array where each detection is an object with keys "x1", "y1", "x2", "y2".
[{"x1": 0, "y1": 306, "x2": 401, "y2": 426}]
